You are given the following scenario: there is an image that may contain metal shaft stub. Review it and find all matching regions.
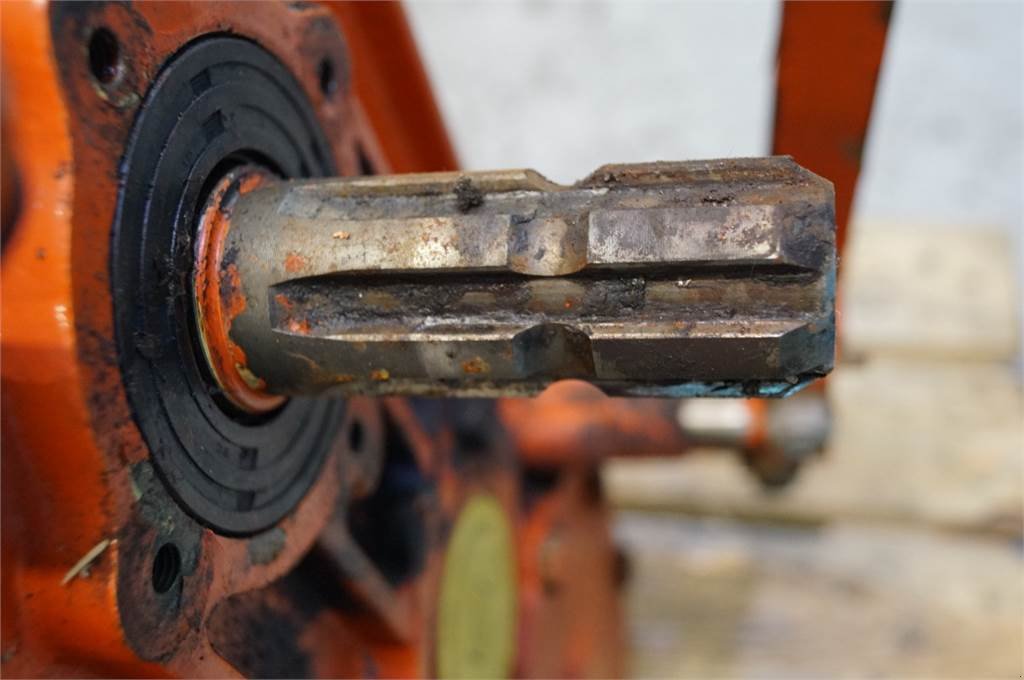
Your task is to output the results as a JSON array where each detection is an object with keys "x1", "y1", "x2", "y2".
[{"x1": 193, "y1": 157, "x2": 836, "y2": 405}]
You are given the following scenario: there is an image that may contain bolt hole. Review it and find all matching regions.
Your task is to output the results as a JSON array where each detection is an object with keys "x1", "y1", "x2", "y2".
[
  {"x1": 317, "y1": 58, "x2": 337, "y2": 96},
  {"x1": 151, "y1": 543, "x2": 181, "y2": 594},
  {"x1": 88, "y1": 27, "x2": 121, "y2": 85},
  {"x1": 348, "y1": 420, "x2": 365, "y2": 453}
]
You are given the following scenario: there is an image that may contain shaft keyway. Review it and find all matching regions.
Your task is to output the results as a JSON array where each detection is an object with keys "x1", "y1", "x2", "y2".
[{"x1": 193, "y1": 157, "x2": 835, "y2": 409}]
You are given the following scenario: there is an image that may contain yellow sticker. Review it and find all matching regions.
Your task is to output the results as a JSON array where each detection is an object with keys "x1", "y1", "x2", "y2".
[{"x1": 437, "y1": 494, "x2": 516, "y2": 680}]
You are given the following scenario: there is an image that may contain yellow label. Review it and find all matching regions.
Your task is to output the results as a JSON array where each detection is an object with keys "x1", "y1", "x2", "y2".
[{"x1": 437, "y1": 494, "x2": 516, "y2": 680}]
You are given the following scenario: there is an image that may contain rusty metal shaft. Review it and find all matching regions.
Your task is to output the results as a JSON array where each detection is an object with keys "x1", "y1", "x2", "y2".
[{"x1": 194, "y1": 157, "x2": 835, "y2": 408}]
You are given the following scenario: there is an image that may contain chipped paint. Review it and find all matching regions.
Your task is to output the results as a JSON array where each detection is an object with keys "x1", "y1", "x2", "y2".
[{"x1": 283, "y1": 252, "x2": 306, "y2": 273}]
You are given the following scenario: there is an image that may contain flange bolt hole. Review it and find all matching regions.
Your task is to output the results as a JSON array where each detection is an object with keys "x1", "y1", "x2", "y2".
[
  {"x1": 88, "y1": 27, "x2": 122, "y2": 85},
  {"x1": 151, "y1": 543, "x2": 181, "y2": 594}
]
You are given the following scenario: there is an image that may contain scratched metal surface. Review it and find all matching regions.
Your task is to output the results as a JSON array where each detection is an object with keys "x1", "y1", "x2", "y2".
[{"x1": 215, "y1": 157, "x2": 835, "y2": 398}]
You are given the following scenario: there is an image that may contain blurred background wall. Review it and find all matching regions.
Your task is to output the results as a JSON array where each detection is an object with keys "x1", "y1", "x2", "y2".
[{"x1": 407, "y1": 2, "x2": 1023, "y2": 677}]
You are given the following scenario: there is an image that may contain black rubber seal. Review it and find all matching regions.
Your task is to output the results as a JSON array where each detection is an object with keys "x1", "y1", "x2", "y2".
[{"x1": 112, "y1": 36, "x2": 343, "y2": 536}]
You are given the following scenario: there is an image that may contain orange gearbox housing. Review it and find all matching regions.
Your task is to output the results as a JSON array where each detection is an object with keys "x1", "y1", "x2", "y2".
[
  {"x1": 0, "y1": 2, "x2": 455, "y2": 675},
  {"x1": 0, "y1": 3, "x2": 627, "y2": 677}
]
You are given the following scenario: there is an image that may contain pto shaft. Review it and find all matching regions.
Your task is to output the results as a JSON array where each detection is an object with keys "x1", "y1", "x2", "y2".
[{"x1": 193, "y1": 157, "x2": 835, "y2": 410}]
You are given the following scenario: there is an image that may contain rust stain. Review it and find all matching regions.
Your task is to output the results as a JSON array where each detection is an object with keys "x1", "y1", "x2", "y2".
[
  {"x1": 219, "y1": 262, "x2": 268, "y2": 390},
  {"x1": 220, "y1": 263, "x2": 247, "y2": 319},
  {"x1": 284, "y1": 252, "x2": 306, "y2": 273},
  {"x1": 461, "y1": 357, "x2": 489, "y2": 374},
  {"x1": 274, "y1": 293, "x2": 310, "y2": 334},
  {"x1": 274, "y1": 293, "x2": 295, "y2": 313},
  {"x1": 194, "y1": 168, "x2": 283, "y2": 413},
  {"x1": 238, "y1": 173, "x2": 265, "y2": 195},
  {"x1": 370, "y1": 368, "x2": 390, "y2": 381}
]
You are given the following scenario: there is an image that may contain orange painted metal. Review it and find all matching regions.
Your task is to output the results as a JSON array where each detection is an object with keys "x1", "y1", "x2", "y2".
[
  {"x1": 327, "y1": 1, "x2": 459, "y2": 174},
  {"x1": 1, "y1": 0, "x2": 872, "y2": 674},
  {"x1": 0, "y1": 2, "x2": 141, "y2": 673},
  {"x1": 0, "y1": 2, "x2": 362, "y2": 675},
  {"x1": 500, "y1": 381, "x2": 689, "y2": 466},
  {"x1": 516, "y1": 468, "x2": 625, "y2": 678},
  {"x1": 769, "y1": 0, "x2": 890, "y2": 424},
  {"x1": 0, "y1": 3, "x2": 602, "y2": 677},
  {"x1": 773, "y1": 0, "x2": 892, "y2": 252}
]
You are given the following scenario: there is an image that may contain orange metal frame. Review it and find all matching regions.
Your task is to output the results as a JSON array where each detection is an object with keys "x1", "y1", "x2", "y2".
[
  {"x1": 1, "y1": 1, "x2": 888, "y2": 676},
  {"x1": 327, "y1": 2, "x2": 459, "y2": 174},
  {"x1": 1, "y1": 3, "x2": 622, "y2": 676},
  {"x1": 0, "y1": 2, "x2": 457, "y2": 675},
  {"x1": 774, "y1": 0, "x2": 893, "y2": 252}
]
